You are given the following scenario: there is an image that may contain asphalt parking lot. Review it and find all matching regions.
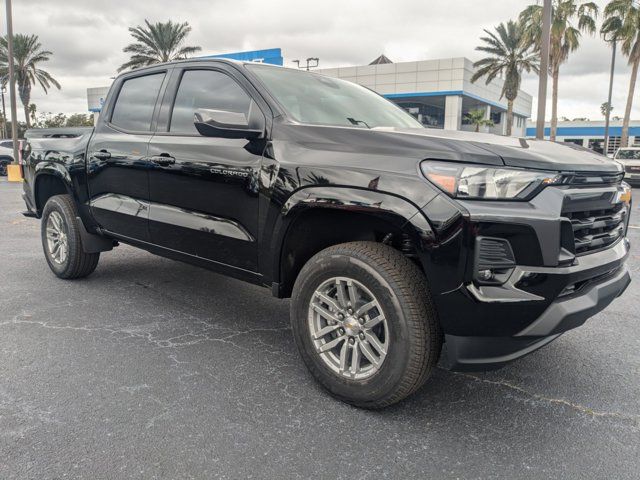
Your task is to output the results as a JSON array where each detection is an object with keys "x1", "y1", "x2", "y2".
[{"x1": 0, "y1": 177, "x2": 639, "y2": 479}]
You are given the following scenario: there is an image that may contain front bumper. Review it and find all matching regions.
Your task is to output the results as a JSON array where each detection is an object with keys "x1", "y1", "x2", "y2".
[
  {"x1": 443, "y1": 259, "x2": 630, "y2": 371},
  {"x1": 419, "y1": 182, "x2": 631, "y2": 371}
]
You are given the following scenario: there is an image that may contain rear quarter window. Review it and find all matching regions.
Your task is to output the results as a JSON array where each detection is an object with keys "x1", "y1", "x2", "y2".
[{"x1": 110, "y1": 73, "x2": 165, "y2": 132}]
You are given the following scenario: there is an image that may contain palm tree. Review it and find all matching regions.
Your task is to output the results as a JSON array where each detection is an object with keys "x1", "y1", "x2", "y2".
[
  {"x1": 0, "y1": 34, "x2": 60, "y2": 129},
  {"x1": 471, "y1": 21, "x2": 539, "y2": 136},
  {"x1": 464, "y1": 109, "x2": 495, "y2": 132},
  {"x1": 601, "y1": 0, "x2": 640, "y2": 147},
  {"x1": 119, "y1": 20, "x2": 202, "y2": 72},
  {"x1": 600, "y1": 101, "x2": 614, "y2": 118},
  {"x1": 520, "y1": 1, "x2": 598, "y2": 141}
]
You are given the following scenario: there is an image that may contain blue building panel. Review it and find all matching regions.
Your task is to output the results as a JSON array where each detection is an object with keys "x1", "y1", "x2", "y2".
[
  {"x1": 384, "y1": 90, "x2": 529, "y2": 117},
  {"x1": 526, "y1": 126, "x2": 640, "y2": 137},
  {"x1": 204, "y1": 48, "x2": 283, "y2": 66}
]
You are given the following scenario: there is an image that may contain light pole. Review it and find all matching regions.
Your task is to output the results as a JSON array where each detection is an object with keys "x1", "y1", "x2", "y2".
[
  {"x1": 535, "y1": 0, "x2": 552, "y2": 140},
  {"x1": 603, "y1": 36, "x2": 617, "y2": 156},
  {"x1": 1, "y1": 83, "x2": 7, "y2": 139},
  {"x1": 292, "y1": 57, "x2": 320, "y2": 71},
  {"x1": 5, "y1": 0, "x2": 20, "y2": 165}
]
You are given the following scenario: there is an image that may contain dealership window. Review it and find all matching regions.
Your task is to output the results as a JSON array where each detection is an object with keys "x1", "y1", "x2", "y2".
[
  {"x1": 588, "y1": 138, "x2": 604, "y2": 154},
  {"x1": 490, "y1": 111, "x2": 501, "y2": 125},
  {"x1": 563, "y1": 138, "x2": 583, "y2": 146},
  {"x1": 606, "y1": 136, "x2": 621, "y2": 156},
  {"x1": 111, "y1": 73, "x2": 165, "y2": 131},
  {"x1": 170, "y1": 70, "x2": 252, "y2": 134},
  {"x1": 394, "y1": 101, "x2": 444, "y2": 128}
]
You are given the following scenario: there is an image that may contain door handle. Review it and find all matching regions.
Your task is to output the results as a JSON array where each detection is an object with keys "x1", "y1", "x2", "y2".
[
  {"x1": 150, "y1": 154, "x2": 176, "y2": 166},
  {"x1": 93, "y1": 150, "x2": 111, "y2": 160}
]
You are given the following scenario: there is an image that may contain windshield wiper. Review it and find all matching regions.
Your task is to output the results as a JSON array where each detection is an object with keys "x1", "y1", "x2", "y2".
[{"x1": 347, "y1": 117, "x2": 371, "y2": 129}]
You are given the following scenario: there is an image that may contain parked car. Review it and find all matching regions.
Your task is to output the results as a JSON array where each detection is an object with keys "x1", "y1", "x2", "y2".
[
  {"x1": 614, "y1": 147, "x2": 640, "y2": 185},
  {"x1": 0, "y1": 139, "x2": 15, "y2": 176},
  {"x1": 20, "y1": 59, "x2": 632, "y2": 408}
]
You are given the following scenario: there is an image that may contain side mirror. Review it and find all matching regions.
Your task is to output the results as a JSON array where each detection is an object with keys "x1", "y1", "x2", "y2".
[{"x1": 194, "y1": 108, "x2": 263, "y2": 139}]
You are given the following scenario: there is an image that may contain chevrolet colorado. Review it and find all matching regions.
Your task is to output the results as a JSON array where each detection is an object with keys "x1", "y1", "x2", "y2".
[{"x1": 21, "y1": 59, "x2": 632, "y2": 408}]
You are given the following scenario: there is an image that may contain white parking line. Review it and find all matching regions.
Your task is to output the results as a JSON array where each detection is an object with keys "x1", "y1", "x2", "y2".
[{"x1": 629, "y1": 225, "x2": 640, "y2": 229}]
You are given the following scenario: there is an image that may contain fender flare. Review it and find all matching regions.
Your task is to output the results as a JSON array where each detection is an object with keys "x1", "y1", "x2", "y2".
[
  {"x1": 269, "y1": 186, "x2": 435, "y2": 293},
  {"x1": 33, "y1": 163, "x2": 75, "y2": 212}
]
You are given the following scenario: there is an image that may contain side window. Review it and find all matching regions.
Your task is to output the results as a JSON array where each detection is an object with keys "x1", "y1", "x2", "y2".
[
  {"x1": 110, "y1": 73, "x2": 165, "y2": 131},
  {"x1": 170, "y1": 70, "x2": 252, "y2": 134}
]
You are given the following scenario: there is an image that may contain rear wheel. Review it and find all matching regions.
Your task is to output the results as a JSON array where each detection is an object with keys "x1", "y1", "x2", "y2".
[
  {"x1": 41, "y1": 194, "x2": 100, "y2": 279},
  {"x1": 290, "y1": 241, "x2": 442, "y2": 408}
]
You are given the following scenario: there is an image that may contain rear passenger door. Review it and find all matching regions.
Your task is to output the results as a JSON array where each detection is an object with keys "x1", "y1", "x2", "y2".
[
  {"x1": 146, "y1": 65, "x2": 267, "y2": 272},
  {"x1": 87, "y1": 69, "x2": 168, "y2": 241}
]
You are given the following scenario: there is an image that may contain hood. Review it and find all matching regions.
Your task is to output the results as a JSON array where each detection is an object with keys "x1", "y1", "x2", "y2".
[
  {"x1": 275, "y1": 123, "x2": 623, "y2": 175},
  {"x1": 384, "y1": 128, "x2": 622, "y2": 174}
]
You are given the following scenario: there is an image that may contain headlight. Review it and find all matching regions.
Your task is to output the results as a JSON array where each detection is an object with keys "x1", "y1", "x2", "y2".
[
  {"x1": 420, "y1": 161, "x2": 562, "y2": 200},
  {"x1": 617, "y1": 181, "x2": 632, "y2": 205}
]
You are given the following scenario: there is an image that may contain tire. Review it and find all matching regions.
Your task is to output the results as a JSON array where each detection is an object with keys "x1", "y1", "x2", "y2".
[
  {"x1": 290, "y1": 241, "x2": 442, "y2": 408},
  {"x1": 41, "y1": 194, "x2": 100, "y2": 279}
]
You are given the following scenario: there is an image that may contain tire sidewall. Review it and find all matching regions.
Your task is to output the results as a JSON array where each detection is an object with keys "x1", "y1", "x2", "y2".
[
  {"x1": 291, "y1": 250, "x2": 419, "y2": 406},
  {"x1": 41, "y1": 196, "x2": 76, "y2": 277}
]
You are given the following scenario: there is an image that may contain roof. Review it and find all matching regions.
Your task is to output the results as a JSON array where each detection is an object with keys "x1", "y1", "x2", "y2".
[
  {"x1": 369, "y1": 54, "x2": 393, "y2": 65},
  {"x1": 116, "y1": 57, "x2": 245, "y2": 76}
]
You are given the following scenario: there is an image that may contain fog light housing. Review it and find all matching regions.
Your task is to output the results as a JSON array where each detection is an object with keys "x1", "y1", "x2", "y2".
[
  {"x1": 477, "y1": 269, "x2": 494, "y2": 281},
  {"x1": 474, "y1": 237, "x2": 516, "y2": 285}
]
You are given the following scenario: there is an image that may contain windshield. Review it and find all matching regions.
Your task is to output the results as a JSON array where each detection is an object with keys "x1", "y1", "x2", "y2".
[
  {"x1": 247, "y1": 64, "x2": 423, "y2": 129},
  {"x1": 617, "y1": 149, "x2": 640, "y2": 160}
]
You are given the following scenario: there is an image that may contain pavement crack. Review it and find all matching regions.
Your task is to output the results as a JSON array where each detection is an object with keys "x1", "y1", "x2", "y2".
[
  {"x1": 451, "y1": 370, "x2": 640, "y2": 426},
  {"x1": 2, "y1": 313, "x2": 292, "y2": 355}
]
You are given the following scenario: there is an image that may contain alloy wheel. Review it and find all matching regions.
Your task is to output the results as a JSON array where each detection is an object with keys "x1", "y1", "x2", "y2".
[
  {"x1": 308, "y1": 276, "x2": 389, "y2": 380},
  {"x1": 45, "y1": 211, "x2": 69, "y2": 265}
]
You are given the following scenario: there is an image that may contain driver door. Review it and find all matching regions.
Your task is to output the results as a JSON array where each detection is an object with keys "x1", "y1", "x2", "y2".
[{"x1": 146, "y1": 66, "x2": 267, "y2": 272}]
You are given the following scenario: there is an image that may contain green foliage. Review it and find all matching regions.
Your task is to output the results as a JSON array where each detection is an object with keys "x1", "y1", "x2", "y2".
[
  {"x1": 471, "y1": 20, "x2": 538, "y2": 135},
  {"x1": 601, "y1": 0, "x2": 640, "y2": 63},
  {"x1": 119, "y1": 20, "x2": 202, "y2": 72},
  {"x1": 519, "y1": 1, "x2": 599, "y2": 139},
  {"x1": 520, "y1": 1, "x2": 599, "y2": 70},
  {"x1": 33, "y1": 111, "x2": 94, "y2": 129},
  {"x1": 600, "y1": 0, "x2": 640, "y2": 146},
  {"x1": 472, "y1": 21, "x2": 539, "y2": 99},
  {"x1": 28, "y1": 103, "x2": 37, "y2": 126},
  {"x1": 0, "y1": 33, "x2": 61, "y2": 128},
  {"x1": 600, "y1": 101, "x2": 614, "y2": 117},
  {"x1": 1, "y1": 119, "x2": 27, "y2": 139},
  {"x1": 464, "y1": 109, "x2": 495, "y2": 132},
  {"x1": 65, "y1": 113, "x2": 94, "y2": 127}
]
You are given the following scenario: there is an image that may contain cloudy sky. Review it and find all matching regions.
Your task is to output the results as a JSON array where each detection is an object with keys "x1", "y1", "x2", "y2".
[{"x1": 5, "y1": 0, "x2": 637, "y2": 122}]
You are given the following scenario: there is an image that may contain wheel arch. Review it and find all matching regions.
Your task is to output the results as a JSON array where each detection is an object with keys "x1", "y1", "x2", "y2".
[
  {"x1": 270, "y1": 186, "x2": 435, "y2": 298},
  {"x1": 33, "y1": 163, "x2": 77, "y2": 215}
]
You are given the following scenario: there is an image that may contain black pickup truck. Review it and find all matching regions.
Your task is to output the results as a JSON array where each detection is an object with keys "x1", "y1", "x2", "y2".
[{"x1": 21, "y1": 58, "x2": 632, "y2": 408}]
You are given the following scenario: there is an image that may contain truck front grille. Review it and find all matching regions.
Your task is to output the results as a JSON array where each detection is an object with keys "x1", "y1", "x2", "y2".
[{"x1": 565, "y1": 203, "x2": 626, "y2": 255}]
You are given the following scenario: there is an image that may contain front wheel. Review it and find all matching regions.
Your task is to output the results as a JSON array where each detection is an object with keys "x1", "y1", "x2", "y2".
[
  {"x1": 290, "y1": 241, "x2": 442, "y2": 408},
  {"x1": 41, "y1": 194, "x2": 100, "y2": 279}
]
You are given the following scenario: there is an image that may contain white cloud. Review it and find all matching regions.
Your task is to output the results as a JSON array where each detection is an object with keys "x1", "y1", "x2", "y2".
[{"x1": 5, "y1": 0, "x2": 637, "y2": 122}]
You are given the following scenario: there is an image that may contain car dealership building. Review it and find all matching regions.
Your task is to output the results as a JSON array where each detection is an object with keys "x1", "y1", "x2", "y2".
[
  {"x1": 316, "y1": 56, "x2": 532, "y2": 136},
  {"x1": 87, "y1": 49, "x2": 533, "y2": 136},
  {"x1": 526, "y1": 120, "x2": 640, "y2": 156}
]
